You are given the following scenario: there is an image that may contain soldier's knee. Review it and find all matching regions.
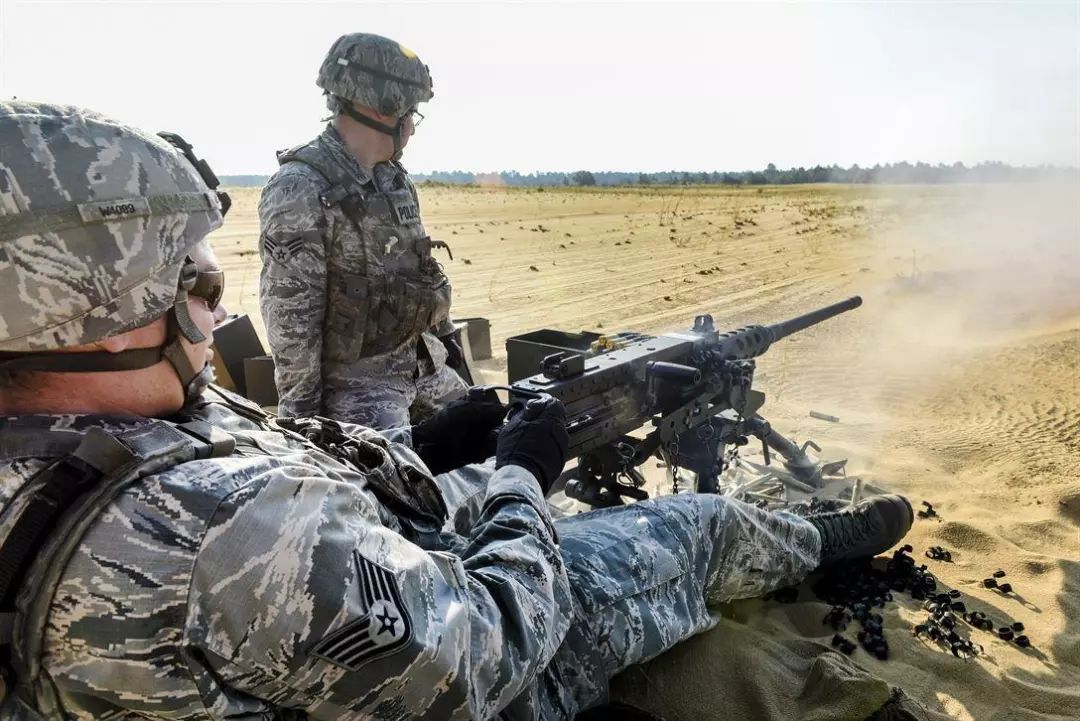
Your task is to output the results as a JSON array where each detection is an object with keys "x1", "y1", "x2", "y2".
[
  {"x1": 632, "y1": 494, "x2": 732, "y2": 560},
  {"x1": 644, "y1": 492, "x2": 732, "y2": 527}
]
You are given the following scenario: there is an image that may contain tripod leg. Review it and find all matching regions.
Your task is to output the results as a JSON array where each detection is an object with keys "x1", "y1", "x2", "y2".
[
  {"x1": 745, "y1": 415, "x2": 823, "y2": 489},
  {"x1": 673, "y1": 429, "x2": 725, "y2": 494}
]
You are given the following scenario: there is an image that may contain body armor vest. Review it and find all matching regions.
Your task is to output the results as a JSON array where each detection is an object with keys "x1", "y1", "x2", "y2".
[{"x1": 277, "y1": 139, "x2": 452, "y2": 360}]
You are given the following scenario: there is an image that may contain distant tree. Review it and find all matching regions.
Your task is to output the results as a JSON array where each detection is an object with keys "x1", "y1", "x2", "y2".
[
  {"x1": 404, "y1": 160, "x2": 1070, "y2": 188},
  {"x1": 571, "y1": 170, "x2": 596, "y2": 186}
]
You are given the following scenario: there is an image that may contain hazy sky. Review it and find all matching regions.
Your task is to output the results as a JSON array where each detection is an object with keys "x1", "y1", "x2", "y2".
[{"x1": 2, "y1": 1, "x2": 1077, "y2": 174}]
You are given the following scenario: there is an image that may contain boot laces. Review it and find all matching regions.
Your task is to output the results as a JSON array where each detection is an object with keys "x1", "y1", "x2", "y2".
[{"x1": 818, "y1": 507, "x2": 875, "y2": 554}]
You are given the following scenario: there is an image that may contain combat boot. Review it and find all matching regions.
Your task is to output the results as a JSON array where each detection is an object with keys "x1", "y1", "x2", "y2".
[{"x1": 809, "y1": 494, "x2": 914, "y2": 566}]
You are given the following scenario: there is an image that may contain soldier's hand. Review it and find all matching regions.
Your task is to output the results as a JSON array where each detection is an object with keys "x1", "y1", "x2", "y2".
[
  {"x1": 412, "y1": 388, "x2": 506, "y2": 474},
  {"x1": 441, "y1": 335, "x2": 465, "y2": 370},
  {"x1": 495, "y1": 395, "x2": 568, "y2": 494}
]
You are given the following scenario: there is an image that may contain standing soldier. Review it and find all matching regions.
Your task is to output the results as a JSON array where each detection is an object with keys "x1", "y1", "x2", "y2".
[{"x1": 259, "y1": 33, "x2": 466, "y2": 428}]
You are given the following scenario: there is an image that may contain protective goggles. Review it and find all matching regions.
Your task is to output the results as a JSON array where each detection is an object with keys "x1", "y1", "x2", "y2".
[{"x1": 179, "y1": 259, "x2": 225, "y2": 311}]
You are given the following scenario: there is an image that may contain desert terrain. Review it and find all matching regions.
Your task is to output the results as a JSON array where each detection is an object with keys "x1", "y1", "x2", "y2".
[{"x1": 209, "y1": 182, "x2": 1079, "y2": 721}]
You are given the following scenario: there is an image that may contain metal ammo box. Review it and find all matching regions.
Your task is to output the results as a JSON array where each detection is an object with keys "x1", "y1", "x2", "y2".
[
  {"x1": 505, "y1": 329, "x2": 602, "y2": 382},
  {"x1": 456, "y1": 317, "x2": 492, "y2": 361},
  {"x1": 209, "y1": 314, "x2": 265, "y2": 397}
]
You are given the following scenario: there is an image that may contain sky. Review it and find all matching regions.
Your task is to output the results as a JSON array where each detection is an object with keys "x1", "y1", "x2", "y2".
[{"x1": 1, "y1": 0, "x2": 1077, "y2": 175}]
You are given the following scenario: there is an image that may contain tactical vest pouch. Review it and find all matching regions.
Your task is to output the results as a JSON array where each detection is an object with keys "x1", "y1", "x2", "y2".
[
  {"x1": 355, "y1": 270, "x2": 451, "y2": 357},
  {"x1": 324, "y1": 274, "x2": 372, "y2": 362}
]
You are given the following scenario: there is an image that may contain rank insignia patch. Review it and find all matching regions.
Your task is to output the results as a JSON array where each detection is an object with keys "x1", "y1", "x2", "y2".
[
  {"x1": 262, "y1": 232, "x2": 309, "y2": 264},
  {"x1": 309, "y1": 551, "x2": 413, "y2": 670}
]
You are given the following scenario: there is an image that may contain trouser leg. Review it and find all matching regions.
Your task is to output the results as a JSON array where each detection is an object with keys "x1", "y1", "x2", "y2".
[
  {"x1": 535, "y1": 493, "x2": 821, "y2": 717},
  {"x1": 410, "y1": 362, "x2": 467, "y2": 423},
  {"x1": 327, "y1": 377, "x2": 415, "y2": 430}
]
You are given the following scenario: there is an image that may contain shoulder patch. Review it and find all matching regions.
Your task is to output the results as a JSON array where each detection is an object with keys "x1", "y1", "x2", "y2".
[{"x1": 309, "y1": 551, "x2": 414, "y2": 671}]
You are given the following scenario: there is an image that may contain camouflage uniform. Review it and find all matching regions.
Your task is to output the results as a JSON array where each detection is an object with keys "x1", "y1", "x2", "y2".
[
  {"x1": 259, "y1": 33, "x2": 465, "y2": 429},
  {"x1": 0, "y1": 388, "x2": 821, "y2": 720},
  {"x1": 258, "y1": 125, "x2": 464, "y2": 428}
]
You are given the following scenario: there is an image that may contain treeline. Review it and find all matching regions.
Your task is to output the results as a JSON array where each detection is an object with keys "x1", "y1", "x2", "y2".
[
  {"x1": 219, "y1": 161, "x2": 1076, "y2": 189},
  {"x1": 415, "y1": 162, "x2": 1076, "y2": 187}
]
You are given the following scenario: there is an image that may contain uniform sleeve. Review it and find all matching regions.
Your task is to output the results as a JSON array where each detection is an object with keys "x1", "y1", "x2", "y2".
[
  {"x1": 186, "y1": 462, "x2": 572, "y2": 720},
  {"x1": 258, "y1": 169, "x2": 328, "y2": 418}
]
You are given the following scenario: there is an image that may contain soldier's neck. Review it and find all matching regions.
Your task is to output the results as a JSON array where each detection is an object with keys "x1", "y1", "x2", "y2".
[
  {"x1": 0, "y1": 366, "x2": 183, "y2": 417},
  {"x1": 333, "y1": 117, "x2": 391, "y2": 170}
]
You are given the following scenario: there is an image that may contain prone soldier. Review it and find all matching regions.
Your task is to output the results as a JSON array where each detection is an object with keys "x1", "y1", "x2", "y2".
[
  {"x1": 0, "y1": 102, "x2": 914, "y2": 720},
  {"x1": 258, "y1": 33, "x2": 468, "y2": 429}
]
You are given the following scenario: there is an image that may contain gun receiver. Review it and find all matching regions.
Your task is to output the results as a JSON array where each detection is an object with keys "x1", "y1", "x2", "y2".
[{"x1": 508, "y1": 296, "x2": 862, "y2": 507}]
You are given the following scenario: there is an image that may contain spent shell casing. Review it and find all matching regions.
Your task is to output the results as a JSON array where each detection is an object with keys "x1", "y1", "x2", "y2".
[{"x1": 809, "y1": 410, "x2": 840, "y2": 423}]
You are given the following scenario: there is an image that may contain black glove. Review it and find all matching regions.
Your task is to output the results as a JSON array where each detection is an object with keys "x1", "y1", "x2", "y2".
[
  {"x1": 412, "y1": 387, "x2": 507, "y2": 474},
  {"x1": 495, "y1": 395, "x2": 569, "y2": 493},
  {"x1": 441, "y1": 335, "x2": 465, "y2": 370}
]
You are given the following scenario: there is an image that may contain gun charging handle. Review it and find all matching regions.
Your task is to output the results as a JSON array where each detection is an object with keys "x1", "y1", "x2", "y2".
[{"x1": 646, "y1": 361, "x2": 701, "y2": 385}]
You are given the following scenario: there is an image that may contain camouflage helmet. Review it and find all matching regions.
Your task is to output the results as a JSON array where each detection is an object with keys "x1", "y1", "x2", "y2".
[
  {"x1": 0, "y1": 101, "x2": 224, "y2": 352},
  {"x1": 317, "y1": 33, "x2": 434, "y2": 117}
]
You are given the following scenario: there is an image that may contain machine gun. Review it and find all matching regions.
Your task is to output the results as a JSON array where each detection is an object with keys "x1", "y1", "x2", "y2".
[{"x1": 507, "y1": 296, "x2": 862, "y2": 507}]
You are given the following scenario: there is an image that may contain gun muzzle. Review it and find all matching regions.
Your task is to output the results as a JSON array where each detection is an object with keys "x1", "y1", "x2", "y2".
[{"x1": 766, "y1": 296, "x2": 862, "y2": 342}]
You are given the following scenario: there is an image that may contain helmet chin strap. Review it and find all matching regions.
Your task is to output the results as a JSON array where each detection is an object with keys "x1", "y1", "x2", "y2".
[
  {"x1": 339, "y1": 101, "x2": 409, "y2": 161},
  {"x1": 161, "y1": 265, "x2": 214, "y2": 404}
]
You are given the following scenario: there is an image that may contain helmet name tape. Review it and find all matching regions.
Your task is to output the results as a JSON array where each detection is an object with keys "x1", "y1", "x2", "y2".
[
  {"x1": 0, "y1": 191, "x2": 218, "y2": 243},
  {"x1": 76, "y1": 197, "x2": 151, "y2": 223}
]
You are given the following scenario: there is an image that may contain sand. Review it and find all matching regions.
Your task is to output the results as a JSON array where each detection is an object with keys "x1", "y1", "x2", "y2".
[{"x1": 209, "y1": 182, "x2": 1079, "y2": 720}]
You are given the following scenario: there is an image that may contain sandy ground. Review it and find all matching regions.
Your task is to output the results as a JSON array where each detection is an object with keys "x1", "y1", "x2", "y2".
[{"x1": 209, "y1": 182, "x2": 1079, "y2": 720}]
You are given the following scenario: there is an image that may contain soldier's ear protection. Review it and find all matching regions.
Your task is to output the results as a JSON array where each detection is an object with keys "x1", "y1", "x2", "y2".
[{"x1": 157, "y1": 132, "x2": 232, "y2": 217}]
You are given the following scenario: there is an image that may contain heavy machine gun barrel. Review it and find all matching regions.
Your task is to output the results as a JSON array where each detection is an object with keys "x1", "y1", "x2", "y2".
[
  {"x1": 709, "y1": 295, "x2": 863, "y2": 361},
  {"x1": 766, "y1": 295, "x2": 862, "y2": 343}
]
